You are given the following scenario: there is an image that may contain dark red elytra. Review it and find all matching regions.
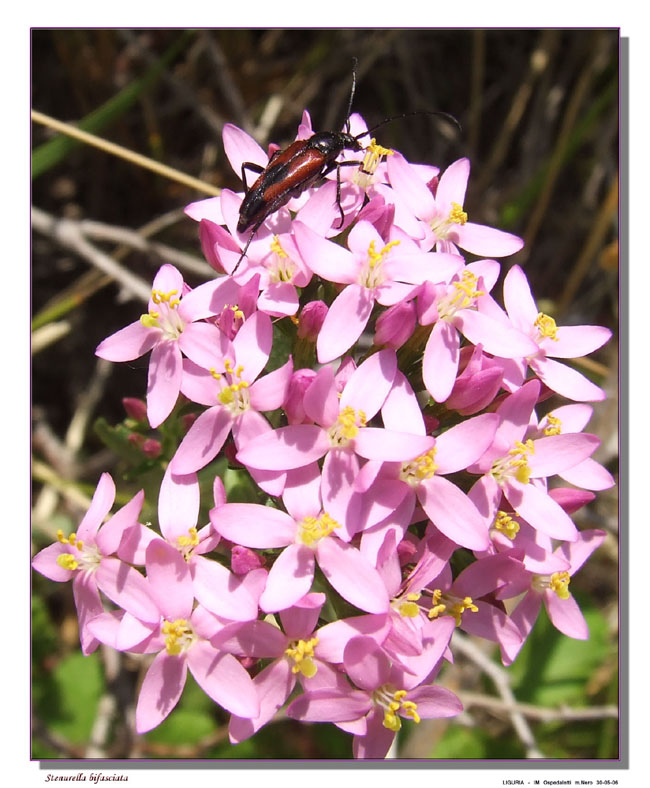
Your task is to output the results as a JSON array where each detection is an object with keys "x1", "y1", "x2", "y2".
[{"x1": 233, "y1": 62, "x2": 460, "y2": 270}]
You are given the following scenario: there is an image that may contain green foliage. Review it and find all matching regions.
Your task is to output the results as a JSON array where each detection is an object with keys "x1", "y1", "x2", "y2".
[
  {"x1": 40, "y1": 652, "x2": 105, "y2": 746},
  {"x1": 508, "y1": 592, "x2": 609, "y2": 707}
]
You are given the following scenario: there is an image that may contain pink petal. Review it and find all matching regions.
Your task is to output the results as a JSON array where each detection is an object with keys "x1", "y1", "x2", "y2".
[
  {"x1": 560, "y1": 458, "x2": 615, "y2": 490},
  {"x1": 233, "y1": 311, "x2": 273, "y2": 383},
  {"x1": 177, "y1": 322, "x2": 227, "y2": 370},
  {"x1": 190, "y1": 556, "x2": 263, "y2": 621},
  {"x1": 184, "y1": 195, "x2": 224, "y2": 224},
  {"x1": 381, "y1": 371, "x2": 425, "y2": 435},
  {"x1": 529, "y1": 433, "x2": 600, "y2": 477},
  {"x1": 343, "y1": 636, "x2": 391, "y2": 690},
  {"x1": 135, "y1": 651, "x2": 187, "y2": 733},
  {"x1": 287, "y1": 688, "x2": 372, "y2": 723},
  {"x1": 387, "y1": 152, "x2": 436, "y2": 220},
  {"x1": 76, "y1": 472, "x2": 116, "y2": 543},
  {"x1": 532, "y1": 357, "x2": 607, "y2": 402},
  {"x1": 294, "y1": 221, "x2": 357, "y2": 284},
  {"x1": 222, "y1": 122, "x2": 268, "y2": 179},
  {"x1": 354, "y1": 428, "x2": 434, "y2": 462},
  {"x1": 317, "y1": 285, "x2": 374, "y2": 364},
  {"x1": 72, "y1": 572, "x2": 103, "y2": 655},
  {"x1": 229, "y1": 659, "x2": 295, "y2": 743},
  {"x1": 213, "y1": 503, "x2": 296, "y2": 548},
  {"x1": 418, "y1": 475, "x2": 490, "y2": 550},
  {"x1": 236, "y1": 424, "x2": 329, "y2": 471},
  {"x1": 547, "y1": 325, "x2": 612, "y2": 358},
  {"x1": 544, "y1": 591, "x2": 588, "y2": 639},
  {"x1": 187, "y1": 643, "x2": 260, "y2": 718},
  {"x1": 437, "y1": 158, "x2": 471, "y2": 208},
  {"x1": 340, "y1": 348, "x2": 397, "y2": 418},
  {"x1": 147, "y1": 341, "x2": 183, "y2": 428},
  {"x1": 410, "y1": 685, "x2": 463, "y2": 718},
  {"x1": 95, "y1": 557, "x2": 160, "y2": 624},
  {"x1": 454, "y1": 309, "x2": 538, "y2": 357},
  {"x1": 457, "y1": 222, "x2": 524, "y2": 257},
  {"x1": 315, "y1": 615, "x2": 391, "y2": 664},
  {"x1": 170, "y1": 406, "x2": 233, "y2": 474},
  {"x1": 96, "y1": 320, "x2": 158, "y2": 362},
  {"x1": 503, "y1": 264, "x2": 538, "y2": 329},
  {"x1": 145, "y1": 540, "x2": 194, "y2": 621},
  {"x1": 158, "y1": 467, "x2": 200, "y2": 542},
  {"x1": 249, "y1": 357, "x2": 293, "y2": 411},
  {"x1": 434, "y1": 413, "x2": 499, "y2": 474},
  {"x1": 316, "y1": 538, "x2": 389, "y2": 614},
  {"x1": 422, "y1": 319, "x2": 460, "y2": 403},
  {"x1": 95, "y1": 489, "x2": 144, "y2": 555},
  {"x1": 504, "y1": 481, "x2": 578, "y2": 541},
  {"x1": 259, "y1": 544, "x2": 316, "y2": 612},
  {"x1": 556, "y1": 529, "x2": 607, "y2": 575}
]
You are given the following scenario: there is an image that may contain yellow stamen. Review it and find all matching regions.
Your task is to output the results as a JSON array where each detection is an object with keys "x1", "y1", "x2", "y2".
[
  {"x1": 360, "y1": 138, "x2": 394, "y2": 175},
  {"x1": 285, "y1": 637, "x2": 319, "y2": 677},
  {"x1": 161, "y1": 619, "x2": 194, "y2": 655},
  {"x1": 56, "y1": 553, "x2": 79, "y2": 571},
  {"x1": 367, "y1": 239, "x2": 400, "y2": 270},
  {"x1": 400, "y1": 448, "x2": 438, "y2": 485},
  {"x1": 448, "y1": 202, "x2": 468, "y2": 225},
  {"x1": 549, "y1": 571, "x2": 571, "y2": 600},
  {"x1": 428, "y1": 589, "x2": 477, "y2": 626},
  {"x1": 534, "y1": 312, "x2": 559, "y2": 341},
  {"x1": 494, "y1": 510, "x2": 520, "y2": 540},
  {"x1": 543, "y1": 414, "x2": 562, "y2": 436},
  {"x1": 299, "y1": 513, "x2": 340, "y2": 547},
  {"x1": 491, "y1": 439, "x2": 535, "y2": 485}
]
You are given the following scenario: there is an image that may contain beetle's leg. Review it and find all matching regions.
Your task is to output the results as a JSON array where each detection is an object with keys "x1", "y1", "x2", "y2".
[
  {"x1": 321, "y1": 160, "x2": 362, "y2": 230},
  {"x1": 240, "y1": 161, "x2": 265, "y2": 191}
]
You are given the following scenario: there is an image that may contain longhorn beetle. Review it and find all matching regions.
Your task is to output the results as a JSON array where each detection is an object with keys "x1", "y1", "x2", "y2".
[{"x1": 234, "y1": 63, "x2": 459, "y2": 269}]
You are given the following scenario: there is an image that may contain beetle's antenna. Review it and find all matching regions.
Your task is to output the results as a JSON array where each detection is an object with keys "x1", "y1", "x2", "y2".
[
  {"x1": 355, "y1": 110, "x2": 462, "y2": 140},
  {"x1": 343, "y1": 57, "x2": 358, "y2": 134}
]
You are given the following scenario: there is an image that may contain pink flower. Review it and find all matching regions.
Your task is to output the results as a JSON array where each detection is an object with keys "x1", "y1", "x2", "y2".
[
  {"x1": 32, "y1": 473, "x2": 145, "y2": 655},
  {"x1": 236, "y1": 349, "x2": 434, "y2": 476},
  {"x1": 498, "y1": 530, "x2": 607, "y2": 664},
  {"x1": 388, "y1": 154, "x2": 525, "y2": 257},
  {"x1": 287, "y1": 634, "x2": 462, "y2": 759},
  {"x1": 418, "y1": 261, "x2": 538, "y2": 403},
  {"x1": 211, "y1": 463, "x2": 390, "y2": 615},
  {"x1": 294, "y1": 219, "x2": 463, "y2": 363},
  {"x1": 468, "y1": 381, "x2": 601, "y2": 542},
  {"x1": 169, "y1": 310, "x2": 292, "y2": 496},
  {"x1": 96, "y1": 264, "x2": 237, "y2": 427},
  {"x1": 90, "y1": 539, "x2": 260, "y2": 733},
  {"x1": 502, "y1": 265, "x2": 612, "y2": 401}
]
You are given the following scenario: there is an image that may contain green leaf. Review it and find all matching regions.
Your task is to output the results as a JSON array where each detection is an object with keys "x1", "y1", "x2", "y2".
[
  {"x1": 508, "y1": 592, "x2": 609, "y2": 707},
  {"x1": 144, "y1": 710, "x2": 215, "y2": 746},
  {"x1": 431, "y1": 725, "x2": 489, "y2": 758},
  {"x1": 32, "y1": 31, "x2": 195, "y2": 179},
  {"x1": 48, "y1": 652, "x2": 104, "y2": 744}
]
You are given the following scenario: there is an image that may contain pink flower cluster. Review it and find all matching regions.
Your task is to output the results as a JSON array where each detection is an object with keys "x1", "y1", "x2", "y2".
[{"x1": 33, "y1": 111, "x2": 613, "y2": 759}]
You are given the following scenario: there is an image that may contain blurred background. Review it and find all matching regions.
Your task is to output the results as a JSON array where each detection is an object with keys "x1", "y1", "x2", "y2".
[{"x1": 31, "y1": 29, "x2": 619, "y2": 760}]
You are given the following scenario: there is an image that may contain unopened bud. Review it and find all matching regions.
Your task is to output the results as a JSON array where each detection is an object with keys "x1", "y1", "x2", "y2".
[
  {"x1": 122, "y1": 397, "x2": 147, "y2": 421},
  {"x1": 284, "y1": 369, "x2": 317, "y2": 424},
  {"x1": 297, "y1": 301, "x2": 328, "y2": 341},
  {"x1": 446, "y1": 345, "x2": 504, "y2": 415},
  {"x1": 231, "y1": 545, "x2": 266, "y2": 575},
  {"x1": 142, "y1": 438, "x2": 162, "y2": 458},
  {"x1": 374, "y1": 300, "x2": 417, "y2": 349}
]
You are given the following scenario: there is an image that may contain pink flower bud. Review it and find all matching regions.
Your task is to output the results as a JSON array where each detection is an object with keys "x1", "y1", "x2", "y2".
[
  {"x1": 127, "y1": 433, "x2": 145, "y2": 448},
  {"x1": 446, "y1": 345, "x2": 504, "y2": 415},
  {"x1": 122, "y1": 397, "x2": 147, "y2": 421},
  {"x1": 374, "y1": 300, "x2": 416, "y2": 349},
  {"x1": 198, "y1": 219, "x2": 227, "y2": 274},
  {"x1": 549, "y1": 487, "x2": 596, "y2": 514},
  {"x1": 297, "y1": 300, "x2": 328, "y2": 341},
  {"x1": 181, "y1": 413, "x2": 198, "y2": 432},
  {"x1": 231, "y1": 545, "x2": 266, "y2": 575},
  {"x1": 142, "y1": 438, "x2": 162, "y2": 458},
  {"x1": 284, "y1": 369, "x2": 317, "y2": 424}
]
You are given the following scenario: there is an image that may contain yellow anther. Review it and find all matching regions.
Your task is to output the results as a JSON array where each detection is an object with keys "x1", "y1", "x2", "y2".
[
  {"x1": 534, "y1": 312, "x2": 559, "y2": 341},
  {"x1": 380, "y1": 689, "x2": 419, "y2": 731},
  {"x1": 270, "y1": 235, "x2": 288, "y2": 258},
  {"x1": 543, "y1": 414, "x2": 562, "y2": 436},
  {"x1": 299, "y1": 513, "x2": 340, "y2": 546},
  {"x1": 209, "y1": 367, "x2": 222, "y2": 380},
  {"x1": 334, "y1": 406, "x2": 367, "y2": 441},
  {"x1": 402, "y1": 701, "x2": 421, "y2": 723},
  {"x1": 177, "y1": 528, "x2": 200, "y2": 549},
  {"x1": 285, "y1": 637, "x2": 319, "y2": 677},
  {"x1": 229, "y1": 304, "x2": 245, "y2": 320},
  {"x1": 367, "y1": 239, "x2": 401, "y2": 270},
  {"x1": 161, "y1": 619, "x2": 193, "y2": 655},
  {"x1": 549, "y1": 571, "x2": 571, "y2": 600},
  {"x1": 400, "y1": 448, "x2": 438, "y2": 485},
  {"x1": 494, "y1": 511, "x2": 520, "y2": 540},
  {"x1": 492, "y1": 440, "x2": 534, "y2": 485},
  {"x1": 140, "y1": 313, "x2": 160, "y2": 328},
  {"x1": 448, "y1": 202, "x2": 468, "y2": 225},
  {"x1": 56, "y1": 553, "x2": 79, "y2": 571},
  {"x1": 360, "y1": 138, "x2": 394, "y2": 176},
  {"x1": 450, "y1": 596, "x2": 478, "y2": 626}
]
